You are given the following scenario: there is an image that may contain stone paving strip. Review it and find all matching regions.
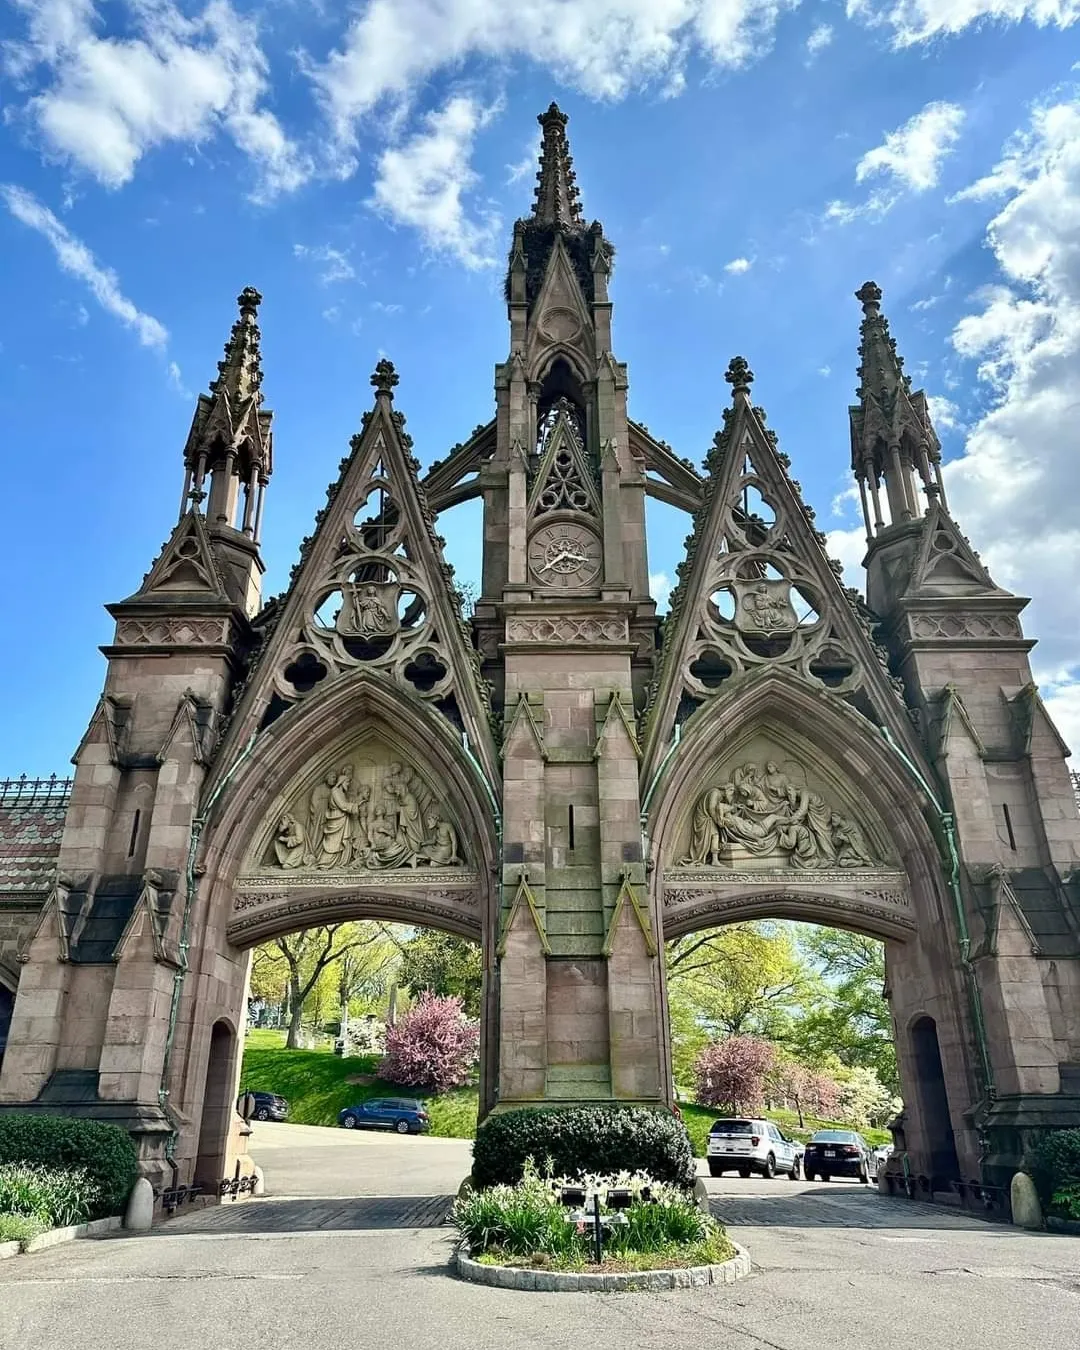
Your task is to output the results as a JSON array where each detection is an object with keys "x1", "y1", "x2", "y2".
[{"x1": 155, "y1": 1195, "x2": 453, "y2": 1235}]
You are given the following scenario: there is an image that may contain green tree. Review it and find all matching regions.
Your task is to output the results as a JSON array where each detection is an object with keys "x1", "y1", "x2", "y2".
[
  {"x1": 788, "y1": 927, "x2": 898, "y2": 1092},
  {"x1": 268, "y1": 925, "x2": 389, "y2": 1048},
  {"x1": 667, "y1": 922, "x2": 819, "y2": 1043},
  {"x1": 398, "y1": 930, "x2": 483, "y2": 1017}
]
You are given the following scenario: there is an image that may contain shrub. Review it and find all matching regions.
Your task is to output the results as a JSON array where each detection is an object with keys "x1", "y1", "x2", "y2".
[
  {"x1": 694, "y1": 1036, "x2": 777, "y2": 1113},
  {"x1": 0, "y1": 1213, "x2": 46, "y2": 1247},
  {"x1": 1027, "y1": 1128, "x2": 1080, "y2": 1206},
  {"x1": 453, "y1": 1167, "x2": 582, "y2": 1259},
  {"x1": 0, "y1": 1162, "x2": 101, "y2": 1228},
  {"x1": 471, "y1": 1106, "x2": 696, "y2": 1191},
  {"x1": 1051, "y1": 1181, "x2": 1080, "y2": 1221},
  {"x1": 0, "y1": 1114, "x2": 138, "y2": 1219},
  {"x1": 379, "y1": 993, "x2": 479, "y2": 1093}
]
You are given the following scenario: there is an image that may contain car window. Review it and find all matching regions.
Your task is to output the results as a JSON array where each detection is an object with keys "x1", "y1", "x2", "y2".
[
  {"x1": 810, "y1": 1130, "x2": 857, "y2": 1143},
  {"x1": 365, "y1": 1100, "x2": 383, "y2": 1111},
  {"x1": 709, "y1": 1120, "x2": 754, "y2": 1133},
  {"x1": 767, "y1": 1124, "x2": 780, "y2": 1140}
]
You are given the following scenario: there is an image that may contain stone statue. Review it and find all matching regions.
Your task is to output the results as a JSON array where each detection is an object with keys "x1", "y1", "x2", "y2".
[
  {"x1": 426, "y1": 812, "x2": 462, "y2": 867},
  {"x1": 315, "y1": 765, "x2": 363, "y2": 868},
  {"x1": 679, "y1": 758, "x2": 878, "y2": 870},
  {"x1": 831, "y1": 812, "x2": 874, "y2": 868},
  {"x1": 273, "y1": 813, "x2": 307, "y2": 868}
]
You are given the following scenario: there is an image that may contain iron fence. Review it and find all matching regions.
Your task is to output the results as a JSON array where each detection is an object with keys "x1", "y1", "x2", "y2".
[{"x1": 0, "y1": 774, "x2": 73, "y2": 808}]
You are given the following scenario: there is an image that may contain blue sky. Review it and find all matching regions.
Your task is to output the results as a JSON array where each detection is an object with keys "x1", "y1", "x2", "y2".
[{"x1": 2, "y1": 0, "x2": 1080, "y2": 774}]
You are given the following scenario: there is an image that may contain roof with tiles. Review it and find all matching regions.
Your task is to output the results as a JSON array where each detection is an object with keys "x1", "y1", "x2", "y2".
[{"x1": 0, "y1": 777, "x2": 70, "y2": 899}]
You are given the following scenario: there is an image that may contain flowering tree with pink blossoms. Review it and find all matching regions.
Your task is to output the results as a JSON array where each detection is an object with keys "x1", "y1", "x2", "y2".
[
  {"x1": 694, "y1": 1036, "x2": 778, "y2": 1113},
  {"x1": 379, "y1": 993, "x2": 480, "y2": 1093}
]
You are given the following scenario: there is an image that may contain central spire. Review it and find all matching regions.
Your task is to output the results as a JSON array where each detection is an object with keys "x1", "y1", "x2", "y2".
[{"x1": 531, "y1": 102, "x2": 584, "y2": 229}]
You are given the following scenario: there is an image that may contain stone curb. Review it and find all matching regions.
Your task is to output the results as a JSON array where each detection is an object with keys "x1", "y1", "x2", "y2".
[
  {"x1": 453, "y1": 1240, "x2": 752, "y2": 1292},
  {"x1": 0, "y1": 1214, "x2": 123, "y2": 1259}
]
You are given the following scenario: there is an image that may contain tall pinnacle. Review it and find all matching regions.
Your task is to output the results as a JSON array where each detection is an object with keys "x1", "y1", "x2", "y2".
[
  {"x1": 210, "y1": 286, "x2": 264, "y2": 408},
  {"x1": 531, "y1": 102, "x2": 584, "y2": 229}
]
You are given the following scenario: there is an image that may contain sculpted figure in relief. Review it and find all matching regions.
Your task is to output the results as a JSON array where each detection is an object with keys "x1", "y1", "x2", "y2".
[
  {"x1": 268, "y1": 757, "x2": 465, "y2": 872},
  {"x1": 680, "y1": 758, "x2": 879, "y2": 870}
]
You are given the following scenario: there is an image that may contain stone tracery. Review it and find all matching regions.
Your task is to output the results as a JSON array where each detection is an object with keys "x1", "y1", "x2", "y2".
[{"x1": 679, "y1": 759, "x2": 878, "y2": 870}]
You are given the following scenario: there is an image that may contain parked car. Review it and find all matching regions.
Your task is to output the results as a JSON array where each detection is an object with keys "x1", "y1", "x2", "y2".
[
  {"x1": 706, "y1": 1118, "x2": 803, "y2": 1180},
  {"x1": 870, "y1": 1144, "x2": 892, "y2": 1179},
  {"x1": 803, "y1": 1129, "x2": 872, "y2": 1183},
  {"x1": 338, "y1": 1097, "x2": 430, "y2": 1134},
  {"x1": 239, "y1": 1090, "x2": 289, "y2": 1122}
]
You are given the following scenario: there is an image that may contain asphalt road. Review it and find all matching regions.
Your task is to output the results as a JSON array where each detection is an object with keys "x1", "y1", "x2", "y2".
[{"x1": 1, "y1": 1123, "x2": 1078, "y2": 1350}]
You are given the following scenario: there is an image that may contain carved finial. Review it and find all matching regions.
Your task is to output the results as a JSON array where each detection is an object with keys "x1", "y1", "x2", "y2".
[
  {"x1": 237, "y1": 286, "x2": 262, "y2": 316},
  {"x1": 371, "y1": 358, "x2": 399, "y2": 399},
  {"x1": 856, "y1": 281, "x2": 882, "y2": 315},
  {"x1": 531, "y1": 102, "x2": 585, "y2": 229},
  {"x1": 725, "y1": 356, "x2": 754, "y2": 396}
]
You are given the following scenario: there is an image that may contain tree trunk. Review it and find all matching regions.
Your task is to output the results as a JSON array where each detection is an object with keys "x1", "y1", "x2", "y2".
[
  {"x1": 387, "y1": 983, "x2": 397, "y2": 1027},
  {"x1": 286, "y1": 974, "x2": 304, "y2": 1048},
  {"x1": 340, "y1": 1000, "x2": 350, "y2": 1042}
]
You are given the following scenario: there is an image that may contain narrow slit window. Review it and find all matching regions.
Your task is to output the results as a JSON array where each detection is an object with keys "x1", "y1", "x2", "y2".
[
  {"x1": 127, "y1": 808, "x2": 142, "y2": 858},
  {"x1": 568, "y1": 804, "x2": 575, "y2": 852},
  {"x1": 1002, "y1": 803, "x2": 1017, "y2": 852}
]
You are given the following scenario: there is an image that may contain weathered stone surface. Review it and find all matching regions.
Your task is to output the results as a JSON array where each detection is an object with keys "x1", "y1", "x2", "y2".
[{"x1": 1010, "y1": 1171, "x2": 1043, "y2": 1230}]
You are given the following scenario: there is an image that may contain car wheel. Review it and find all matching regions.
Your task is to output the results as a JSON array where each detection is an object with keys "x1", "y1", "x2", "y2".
[
  {"x1": 341, "y1": 1113, "x2": 358, "y2": 1129},
  {"x1": 738, "y1": 1167, "x2": 751, "y2": 1179},
  {"x1": 255, "y1": 1107, "x2": 269, "y2": 1122},
  {"x1": 395, "y1": 1119, "x2": 411, "y2": 1135},
  {"x1": 821, "y1": 1173, "x2": 830, "y2": 1183},
  {"x1": 708, "y1": 1163, "x2": 723, "y2": 1178},
  {"x1": 789, "y1": 1157, "x2": 801, "y2": 1181},
  {"x1": 762, "y1": 1154, "x2": 776, "y2": 1180}
]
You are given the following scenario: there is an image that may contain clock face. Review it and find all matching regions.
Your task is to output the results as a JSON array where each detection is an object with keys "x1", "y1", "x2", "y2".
[{"x1": 528, "y1": 522, "x2": 603, "y2": 589}]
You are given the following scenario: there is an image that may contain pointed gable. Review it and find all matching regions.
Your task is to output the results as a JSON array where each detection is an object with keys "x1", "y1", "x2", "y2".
[
  {"x1": 902, "y1": 503, "x2": 1000, "y2": 599},
  {"x1": 213, "y1": 361, "x2": 499, "y2": 788},
  {"x1": 643, "y1": 357, "x2": 921, "y2": 775},
  {"x1": 126, "y1": 510, "x2": 228, "y2": 601},
  {"x1": 529, "y1": 404, "x2": 600, "y2": 521}
]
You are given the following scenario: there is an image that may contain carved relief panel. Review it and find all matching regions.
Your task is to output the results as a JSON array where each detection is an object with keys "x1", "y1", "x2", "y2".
[
  {"x1": 245, "y1": 739, "x2": 469, "y2": 877},
  {"x1": 667, "y1": 737, "x2": 894, "y2": 876}
]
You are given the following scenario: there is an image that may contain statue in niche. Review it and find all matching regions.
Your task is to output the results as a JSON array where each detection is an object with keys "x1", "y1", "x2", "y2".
[
  {"x1": 338, "y1": 581, "x2": 398, "y2": 639},
  {"x1": 273, "y1": 813, "x2": 307, "y2": 868},
  {"x1": 733, "y1": 579, "x2": 797, "y2": 637},
  {"x1": 267, "y1": 756, "x2": 466, "y2": 872},
  {"x1": 680, "y1": 758, "x2": 879, "y2": 870}
]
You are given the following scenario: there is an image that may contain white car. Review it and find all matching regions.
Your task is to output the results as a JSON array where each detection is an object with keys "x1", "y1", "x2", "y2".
[
  {"x1": 870, "y1": 1144, "x2": 892, "y2": 1179},
  {"x1": 706, "y1": 1118, "x2": 803, "y2": 1180}
]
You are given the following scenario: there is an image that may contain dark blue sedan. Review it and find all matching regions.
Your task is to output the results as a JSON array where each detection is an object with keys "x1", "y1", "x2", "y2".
[{"x1": 338, "y1": 1097, "x2": 430, "y2": 1134}]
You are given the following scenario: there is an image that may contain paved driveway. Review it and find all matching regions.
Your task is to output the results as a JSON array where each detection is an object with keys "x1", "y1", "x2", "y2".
[{"x1": 2, "y1": 1130, "x2": 1079, "y2": 1350}]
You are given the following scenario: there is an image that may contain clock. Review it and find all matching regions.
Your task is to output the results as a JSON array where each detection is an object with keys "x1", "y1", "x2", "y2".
[{"x1": 528, "y1": 521, "x2": 603, "y2": 589}]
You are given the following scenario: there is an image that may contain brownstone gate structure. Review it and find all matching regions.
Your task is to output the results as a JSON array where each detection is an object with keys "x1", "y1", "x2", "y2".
[{"x1": 2, "y1": 105, "x2": 1079, "y2": 1205}]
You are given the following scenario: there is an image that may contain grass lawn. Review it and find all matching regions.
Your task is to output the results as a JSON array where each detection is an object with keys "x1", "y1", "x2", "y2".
[
  {"x1": 240, "y1": 1032, "x2": 890, "y2": 1150},
  {"x1": 239, "y1": 1029, "x2": 478, "y2": 1138}
]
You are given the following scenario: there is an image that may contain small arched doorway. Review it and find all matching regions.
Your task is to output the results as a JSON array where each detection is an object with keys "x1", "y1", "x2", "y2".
[
  {"x1": 0, "y1": 983, "x2": 14, "y2": 1070},
  {"x1": 909, "y1": 1015, "x2": 961, "y2": 1186},
  {"x1": 194, "y1": 1019, "x2": 241, "y2": 1189}
]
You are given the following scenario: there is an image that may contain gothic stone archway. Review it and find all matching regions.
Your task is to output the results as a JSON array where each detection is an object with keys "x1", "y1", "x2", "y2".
[
  {"x1": 158, "y1": 675, "x2": 499, "y2": 1193},
  {"x1": 645, "y1": 671, "x2": 979, "y2": 1185}
]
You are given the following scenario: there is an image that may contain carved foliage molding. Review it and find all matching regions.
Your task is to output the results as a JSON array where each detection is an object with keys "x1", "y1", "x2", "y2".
[{"x1": 506, "y1": 615, "x2": 628, "y2": 644}]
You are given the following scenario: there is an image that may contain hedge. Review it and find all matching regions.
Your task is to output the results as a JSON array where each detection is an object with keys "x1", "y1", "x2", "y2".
[
  {"x1": 0, "y1": 1114, "x2": 138, "y2": 1220},
  {"x1": 1026, "y1": 1128, "x2": 1080, "y2": 1206},
  {"x1": 471, "y1": 1106, "x2": 697, "y2": 1191}
]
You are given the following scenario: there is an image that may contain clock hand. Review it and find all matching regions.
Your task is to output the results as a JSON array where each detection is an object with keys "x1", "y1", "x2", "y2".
[{"x1": 538, "y1": 550, "x2": 572, "y2": 573}]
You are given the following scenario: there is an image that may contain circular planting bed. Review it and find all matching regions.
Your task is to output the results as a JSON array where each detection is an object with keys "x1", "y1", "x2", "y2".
[{"x1": 454, "y1": 1240, "x2": 752, "y2": 1292}]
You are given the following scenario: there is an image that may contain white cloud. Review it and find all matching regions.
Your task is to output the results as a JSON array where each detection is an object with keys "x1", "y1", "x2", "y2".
[
  {"x1": 294, "y1": 243, "x2": 355, "y2": 285},
  {"x1": 2, "y1": 182, "x2": 167, "y2": 346},
  {"x1": 826, "y1": 101, "x2": 966, "y2": 223},
  {"x1": 724, "y1": 256, "x2": 753, "y2": 274},
  {"x1": 372, "y1": 300, "x2": 404, "y2": 315},
  {"x1": 1044, "y1": 680, "x2": 1080, "y2": 758},
  {"x1": 818, "y1": 364, "x2": 832, "y2": 376},
  {"x1": 369, "y1": 95, "x2": 502, "y2": 269},
  {"x1": 4, "y1": 0, "x2": 310, "y2": 200},
  {"x1": 942, "y1": 93, "x2": 1080, "y2": 692},
  {"x1": 926, "y1": 394, "x2": 961, "y2": 429},
  {"x1": 649, "y1": 571, "x2": 672, "y2": 609},
  {"x1": 167, "y1": 359, "x2": 191, "y2": 397},
  {"x1": 855, "y1": 101, "x2": 966, "y2": 193},
  {"x1": 911, "y1": 294, "x2": 942, "y2": 311},
  {"x1": 847, "y1": 0, "x2": 1080, "y2": 47},
  {"x1": 805, "y1": 22, "x2": 834, "y2": 53},
  {"x1": 308, "y1": 0, "x2": 801, "y2": 153}
]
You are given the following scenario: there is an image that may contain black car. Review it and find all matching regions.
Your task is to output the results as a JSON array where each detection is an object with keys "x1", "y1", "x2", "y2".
[
  {"x1": 803, "y1": 1129, "x2": 871, "y2": 1183},
  {"x1": 239, "y1": 1090, "x2": 289, "y2": 1122}
]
